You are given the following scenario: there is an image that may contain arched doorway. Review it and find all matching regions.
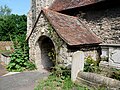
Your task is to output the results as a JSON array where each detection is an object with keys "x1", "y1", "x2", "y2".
[{"x1": 38, "y1": 36, "x2": 55, "y2": 71}]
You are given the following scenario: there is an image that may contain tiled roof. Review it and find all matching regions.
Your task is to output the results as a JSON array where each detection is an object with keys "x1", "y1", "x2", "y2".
[
  {"x1": 49, "y1": 0, "x2": 105, "y2": 11},
  {"x1": 43, "y1": 9, "x2": 101, "y2": 46}
]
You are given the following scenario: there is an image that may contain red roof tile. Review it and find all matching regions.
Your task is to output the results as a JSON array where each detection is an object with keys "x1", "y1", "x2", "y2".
[
  {"x1": 43, "y1": 9, "x2": 101, "y2": 45},
  {"x1": 49, "y1": 0, "x2": 105, "y2": 11}
]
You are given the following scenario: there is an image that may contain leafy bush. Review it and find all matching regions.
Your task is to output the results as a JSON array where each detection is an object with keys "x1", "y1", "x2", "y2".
[
  {"x1": 7, "y1": 50, "x2": 36, "y2": 72},
  {"x1": 51, "y1": 65, "x2": 71, "y2": 78},
  {"x1": 7, "y1": 35, "x2": 36, "y2": 72},
  {"x1": 84, "y1": 56, "x2": 100, "y2": 73},
  {"x1": 0, "y1": 14, "x2": 27, "y2": 41}
]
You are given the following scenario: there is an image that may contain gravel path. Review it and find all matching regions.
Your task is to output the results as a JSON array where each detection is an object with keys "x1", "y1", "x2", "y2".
[{"x1": 0, "y1": 71, "x2": 49, "y2": 90}]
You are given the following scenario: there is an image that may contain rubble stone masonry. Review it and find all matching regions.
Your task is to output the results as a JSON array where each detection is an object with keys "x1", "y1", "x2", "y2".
[{"x1": 77, "y1": 7, "x2": 120, "y2": 44}]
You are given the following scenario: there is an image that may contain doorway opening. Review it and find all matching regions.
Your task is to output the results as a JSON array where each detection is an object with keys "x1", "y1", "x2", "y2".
[{"x1": 39, "y1": 36, "x2": 56, "y2": 71}]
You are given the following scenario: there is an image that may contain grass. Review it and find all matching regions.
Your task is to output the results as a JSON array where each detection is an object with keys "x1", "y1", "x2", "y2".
[{"x1": 34, "y1": 74, "x2": 90, "y2": 90}]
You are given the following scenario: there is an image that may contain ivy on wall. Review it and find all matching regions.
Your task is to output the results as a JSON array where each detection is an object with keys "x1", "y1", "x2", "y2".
[
  {"x1": 47, "y1": 24, "x2": 63, "y2": 51},
  {"x1": 47, "y1": 24, "x2": 71, "y2": 76}
]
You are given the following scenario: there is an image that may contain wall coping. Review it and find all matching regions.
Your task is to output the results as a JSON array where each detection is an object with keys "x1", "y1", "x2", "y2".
[{"x1": 1, "y1": 52, "x2": 12, "y2": 57}]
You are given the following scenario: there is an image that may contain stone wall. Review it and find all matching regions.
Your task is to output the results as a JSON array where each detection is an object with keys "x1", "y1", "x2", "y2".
[
  {"x1": 27, "y1": 0, "x2": 55, "y2": 38},
  {"x1": 68, "y1": 45, "x2": 100, "y2": 61},
  {"x1": 77, "y1": 7, "x2": 120, "y2": 69},
  {"x1": 77, "y1": 7, "x2": 120, "y2": 44},
  {"x1": 35, "y1": 0, "x2": 54, "y2": 18},
  {"x1": 0, "y1": 41, "x2": 13, "y2": 61},
  {"x1": 0, "y1": 41, "x2": 13, "y2": 51},
  {"x1": 27, "y1": 10, "x2": 32, "y2": 38},
  {"x1": 1, "y1": 52, "x2": 11, "y2": 65},
  {"x1": 69, "y1": 3, "x2": 120, "y2": 69}
]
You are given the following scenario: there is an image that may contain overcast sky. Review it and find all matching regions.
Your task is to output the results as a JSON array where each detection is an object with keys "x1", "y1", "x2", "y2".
[{"x1": 0, "y1": 0, "x2": 30, "y2": 15}]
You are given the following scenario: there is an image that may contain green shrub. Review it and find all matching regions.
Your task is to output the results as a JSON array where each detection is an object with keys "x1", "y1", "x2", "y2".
[
  {"x1": 84, "y1": 56, "x2": 100, "y2": 73},
  {"x1": 7, "y1": 35, "x2": 36, "y2": 72},
  {"x1": 51, "y1": 65, "x2": 71, "y2": 78},
  {"x1": 7, "y1": 47, "x2": 36, "y2": 72}
]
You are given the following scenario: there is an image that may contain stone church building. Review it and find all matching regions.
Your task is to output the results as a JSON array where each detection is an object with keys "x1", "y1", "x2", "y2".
[{"x1": 27, "y1": 0, "x2": 120, "y2": 71}]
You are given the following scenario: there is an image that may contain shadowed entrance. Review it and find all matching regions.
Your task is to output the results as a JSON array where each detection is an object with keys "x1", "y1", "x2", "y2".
[{"x1": 39, "y1": 36, "x2": 55, "y2": 71}]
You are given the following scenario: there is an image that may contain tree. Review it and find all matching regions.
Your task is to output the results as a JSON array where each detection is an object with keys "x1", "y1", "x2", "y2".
[
  {"x1": 0, "y1": 5, "x2": 11, "y2": 15},
  {"x1": 0, "y1": 16, "x2": 16, "y2": 40},
  {"x1": 0, "y1": 14, "x2": 27, "y2": 41},
  {"x1": 0, "y1": 5, "x2": 36, "y2": 72},
  {"x1": 0, "y1": 5, "x2": 27, "y2": 41}
]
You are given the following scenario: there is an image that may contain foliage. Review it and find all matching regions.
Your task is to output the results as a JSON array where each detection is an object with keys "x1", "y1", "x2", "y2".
[
  {"x1": 0, "y1": 5, "x2": 35, "y2": 72},
  {"x1": 7, "y1": 35, "x2": 36, "y2": 72},
  {"x1": 84, "y1": 57, "x2": 120, "y2": 81},
  {"x1": 0, "y1": 5, "x2": 11, "y2": 16},
  {"x1": 109, "y1": 68, "x2": 120, "y2": 80},
  {"x1": 47, "y1": 24, "x2": 63, "y2": 51},
  {"x1": 48, "y1": 48, "x2": 56, "y2": 64},
  {"x1": 34, "y1": 75, "x2": 89, "y2": 90},
  {"x1": 98, "y1": 67, "x2": 120, "y2": 81},
  {"x1": 0, "y1": 14, "x2": 27, "y2": 41},
  {"x1": 48, "y1": 47, "x2": 70, "y2": 78},
  {"x1": 47, "y1": 24, "x2": 69, "y2": 77},
  {"x1": 6, "y1": 16, "x2": 36, "y2": 71},
  {"x1": 48, "y1": 48, "x2": 71, "y2": 78},
  {"x1": 51, "y1": 65, "x2": 71, "y2": 78},
  {"x1": 47, "y1": 24, "x2": 70, "y2": 77},
  {"x1": 84, "y1": 56, "x2": 100, "y2": 73},
  {"x1": 47, "y1": 24, "x2": 54, "y2": 36}
]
